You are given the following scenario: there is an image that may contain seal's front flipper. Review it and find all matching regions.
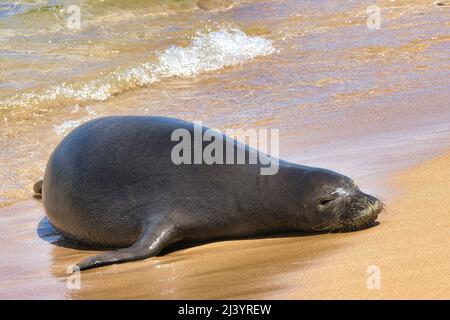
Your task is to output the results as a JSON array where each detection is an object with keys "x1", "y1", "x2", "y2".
[
  {"x1": 75, "y1": 220, "x2": 181, "y2": 271},
  {"x1": 33, "y1": 179, "x2": 43, "y2": 195}
]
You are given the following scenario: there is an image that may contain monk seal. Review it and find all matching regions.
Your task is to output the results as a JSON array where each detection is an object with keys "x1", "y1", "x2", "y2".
[{"x1": 35, "y1": 116, "x2": 383, "y2": 270}]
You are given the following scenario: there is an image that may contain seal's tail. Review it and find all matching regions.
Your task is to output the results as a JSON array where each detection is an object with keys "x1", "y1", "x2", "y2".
[{"x1": 33, "y1": 179, "x2": 43, "y2": 195}]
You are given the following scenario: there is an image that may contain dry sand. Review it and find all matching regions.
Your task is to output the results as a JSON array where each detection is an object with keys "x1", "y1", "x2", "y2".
[{"x1": 0, "y1": 152, "x2": 449, "y2": 299}]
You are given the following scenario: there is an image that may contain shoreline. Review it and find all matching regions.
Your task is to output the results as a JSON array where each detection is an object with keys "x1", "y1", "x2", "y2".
[
  {"x1": 1, "y1": 149, "x2": 449, "y2": 299},
  {"x1": 1, "y1": 0, "x2": 449, "y2": 300},
  {"x1": 2, "y1": 0, "x2": 450, "y2": 208}
]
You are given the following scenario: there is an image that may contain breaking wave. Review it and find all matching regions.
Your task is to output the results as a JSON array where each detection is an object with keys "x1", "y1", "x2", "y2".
[{"x1": 2, "y1": 27, "x2": 275, "y2": 110}]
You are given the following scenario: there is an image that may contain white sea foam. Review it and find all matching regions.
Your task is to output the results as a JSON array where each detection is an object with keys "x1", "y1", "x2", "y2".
[
  {"x1": 54, "y1": 106, "x2": 97, "y2": 136},
  {"x1": 3, "y1": 27, "x2": 275, "y2": 110},
  {"x1": 157, "y1": 28, "x2": 275, "y2": 77},
  {"x1": 53, "y1": 118, "x2": 87, "y2": 136}
]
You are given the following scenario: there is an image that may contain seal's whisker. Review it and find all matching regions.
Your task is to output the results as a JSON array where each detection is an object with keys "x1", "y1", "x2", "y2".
[
  {"x1": 328, "y1": 223, "x2": 340, "y2": 234},
  {"x1": 380, "y1": 201, "x2": 390, "y2": 215},
  {"x1": 312, "y1": 222, "x2": 339, "y2": 232}
]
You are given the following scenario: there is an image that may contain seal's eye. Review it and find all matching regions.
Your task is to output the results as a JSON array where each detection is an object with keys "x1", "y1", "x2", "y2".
[{"x1": 319, "y1": 196, "x2": 337, "y2": 206}]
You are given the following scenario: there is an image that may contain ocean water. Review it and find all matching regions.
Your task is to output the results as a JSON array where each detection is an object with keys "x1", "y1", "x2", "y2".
[{"x1": 0, "y1": 0, "x2": 450, "y2": 205}]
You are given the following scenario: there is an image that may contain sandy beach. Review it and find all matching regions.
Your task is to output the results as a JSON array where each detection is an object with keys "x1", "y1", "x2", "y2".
[
  {"x1": 1, "y1": 0, "x2": 449, "y2": 300},
  {"x1": 1, "y1": 151, "x2": 449, "y2": 299}
]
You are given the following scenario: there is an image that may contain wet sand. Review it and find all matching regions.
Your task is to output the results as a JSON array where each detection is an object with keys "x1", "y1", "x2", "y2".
[
  {"x1": 1, "y1": 151, "x2": 449, "y2": 299},
  {"x1": 1, "y1": 0, "x2": 449, "y2": 300}
]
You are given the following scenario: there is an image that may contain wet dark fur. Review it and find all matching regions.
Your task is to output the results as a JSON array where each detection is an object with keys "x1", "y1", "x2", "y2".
[{"x1": 36, "y1": 116, "x2": 383, "y2": 270}]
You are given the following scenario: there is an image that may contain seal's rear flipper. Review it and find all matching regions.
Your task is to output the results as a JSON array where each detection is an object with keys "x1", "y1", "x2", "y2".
[
  {"x1": 33, "y1": 179, "x2": 43, "y2": 195},
  {"x1": 75, "y1": 220, "x2": 181, "y2": 271}
]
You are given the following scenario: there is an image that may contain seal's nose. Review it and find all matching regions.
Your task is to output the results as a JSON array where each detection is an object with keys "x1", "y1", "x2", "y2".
[
  {"x1": 340, "y1": 193, "x2": 383, "y2": 231},
  {"x1": 375, "y1": 200, "x2": 383, "y2": 214},
  {"x1": 368, "y1": 195, "x2": 383, "y2": 216},
  {"x1": 361, "y1": 195, "x2": 383, "y2": 228}
]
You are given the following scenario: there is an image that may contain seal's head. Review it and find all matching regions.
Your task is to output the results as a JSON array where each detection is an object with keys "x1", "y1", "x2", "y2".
[{"x1": 291, "y1": 168, "x2": 383, "y2": 232}]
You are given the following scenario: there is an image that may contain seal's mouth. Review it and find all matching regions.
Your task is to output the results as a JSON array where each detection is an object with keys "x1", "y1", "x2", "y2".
[{"x1": 333, "y1": 194, "x2": 384, "y2": 233}]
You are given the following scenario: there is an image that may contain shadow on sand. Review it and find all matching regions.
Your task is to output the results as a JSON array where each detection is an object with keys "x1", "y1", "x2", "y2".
[{"x1": 37, "y1": 216, "x2": 371, "y2": 255}]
